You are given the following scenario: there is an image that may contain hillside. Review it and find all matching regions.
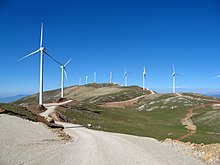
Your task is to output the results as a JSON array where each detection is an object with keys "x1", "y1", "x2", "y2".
[
  {"x1": 15, "y1": 83, "x2": 220, "y2": 144},
  {"x1": 15, "y1": 83, "x2": 151, "y2": 105}
]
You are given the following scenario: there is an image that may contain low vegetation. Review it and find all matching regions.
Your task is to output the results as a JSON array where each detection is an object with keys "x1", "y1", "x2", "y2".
[
  {"x1": 61, "y1": 93, "x2": 220, "y2": 144},
  {"x1": 61, "y1": 103, "x2": 188, "y2": 140},
  {"x1": 13, "y1": 83, "x2": 220, "y2": 144},
  {"x1": 86, "y1": 86, "x2": 150, "y2": 104},
  {"x1": 0, "y1": 103, "x2": 37, "y2": 121}
]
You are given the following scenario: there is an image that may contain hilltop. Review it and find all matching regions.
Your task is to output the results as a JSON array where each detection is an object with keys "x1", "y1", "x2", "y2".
[
  {"x1": 14, "y1": 83, "x2": 220, "y2": 145},
  {"x1": 15, "y1": 83, "x2": 152, "y2": 105},
  {"x1": 2, "y1": 83, "x2": 220, "y2": 163}
]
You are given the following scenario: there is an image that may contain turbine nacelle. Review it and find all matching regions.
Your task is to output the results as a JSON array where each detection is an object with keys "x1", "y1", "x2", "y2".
[{"x1": 39, "y1": 47, "x2": 45, "y2": 51}]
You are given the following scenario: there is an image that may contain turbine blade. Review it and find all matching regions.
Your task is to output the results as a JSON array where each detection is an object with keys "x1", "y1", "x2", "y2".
[
  {"x1": 173, "y1": 64, "x2": 175, "y2": 73},
  {"x1": 18, "y1": 49, "x2": 40, "y2": 61},
  {"x1": 215, "y1": 75, "x2": 220, "y2": 79},
  {"x1": 176, "y1": 73, "x2": 181, "y2": 77},
  {"x1": 64, "y1": 69, "x2": 68, "y2": 80},
  {"x1": 143, "y1": 66, "x2": 146, "y2": 74},
  {"x1": 64, "y1": 58, "x2": 72, "y2": 67},
  {"x1": 40, "y1": 23, "x2": 43, "y2": 47},
  {"x1": 44, "y1": 51, "x2": 62, "y2": 65}
]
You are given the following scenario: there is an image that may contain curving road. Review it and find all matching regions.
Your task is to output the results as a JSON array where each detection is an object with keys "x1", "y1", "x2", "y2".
[
  {"x1": 0, "y1": 101, "x2": 205, "y2": 165},
  {"x1": 58, "y1": 122, "x2": 204, "y2": 165}
]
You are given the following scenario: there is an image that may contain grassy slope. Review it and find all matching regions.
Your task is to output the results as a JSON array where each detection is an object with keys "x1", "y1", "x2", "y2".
[
  {"x1": 14, "y1": 83, "x2": 124, "y2": 104},
  {"x1": 61, "y1": 93, "x2": 220, "y2": 144},
  {"x1": 187, "y1": 105, "x2": 220, "y2": 144},
  {"x1": 62, "y1": 104, "x2": 187, "y2": 140},
  {"x1": 0, "y1": 103, "x2": 37, "y2": 121},
  {"x1": 14, "y1": 84, "x2": 220, "y2": 144},
  {"x1": 86, "y1": 85, "x2": 150, "y2": 104}
]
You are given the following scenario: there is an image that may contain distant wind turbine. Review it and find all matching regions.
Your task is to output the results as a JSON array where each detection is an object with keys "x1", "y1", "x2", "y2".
[
  {"x1": 142, "y1": 66, "x2": 147, "y2": 90},
  {"x1": 86, "y1": 75, "x2": 88, "y2": 84},
  {"x1": 18, "y1": 23, "x2": 58, "y2": 108},
  {"x1": 124, "y1": 70, "x2": 128, "y2": 86},
  {"x1": 110, "y1": 72, "x2": 113, "y2": 84},
  {"x1": 94, "y1": 72, "x2": 96, "y2": 83},
  {"x1": 171, "y1": 65, "x2": 180, "y2": 94},
  {"x1": 60, "y1": 59, "x2": 71, "y2": 99}
]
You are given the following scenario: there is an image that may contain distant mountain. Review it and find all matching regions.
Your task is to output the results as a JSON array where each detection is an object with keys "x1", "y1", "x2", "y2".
[
  {"x1": 203, "y1": 93, "x2": 220, "y2": 99},
  {"x1": 208, "y1": 94, "x2": 220, "y2": 99},
  {"x1": 0, "y1": 94, "x2": 30, "y2": 103}
]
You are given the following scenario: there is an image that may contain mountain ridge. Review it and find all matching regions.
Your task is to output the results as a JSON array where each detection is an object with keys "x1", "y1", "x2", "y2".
[{"x1": 0, "y1": 94, "x2": 29, "y2": 103}]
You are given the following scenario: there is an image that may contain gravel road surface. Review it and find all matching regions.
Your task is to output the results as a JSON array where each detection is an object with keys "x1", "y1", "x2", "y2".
[{"x1": 0, "y1": 101, "x2": 205, "y2": 165}]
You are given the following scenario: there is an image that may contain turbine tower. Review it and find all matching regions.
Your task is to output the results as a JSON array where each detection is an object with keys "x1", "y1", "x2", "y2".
[
  {"x1": 86, "y1": 75, "x2": 88, "y2": 84},
  {"x1": 142, "y1": 66, "x2": 147, "y2": 90},
  {"x1": 171, "y1": 65, "x2": 180, "y2": 94},
  {"x1": 60, "y1": 59, "x2": 71, "y2": 99},
  {"x1": 110, "y1": 72, "x2": 113, "y2": 84},
  {"x1": 94, "y1": 72, "x2": 96, "y2": 83},
  {"x1": 124, "y1": 71, "x2": 128, "y2": 86},
  {"x1": 18, "y1": 23, "x2": 55, "y2": 108}
]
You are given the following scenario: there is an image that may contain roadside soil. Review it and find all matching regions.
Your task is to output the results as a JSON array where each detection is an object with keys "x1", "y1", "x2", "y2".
[{"x1": 177, "y1": 105, "x2": 205, "y2": 141}]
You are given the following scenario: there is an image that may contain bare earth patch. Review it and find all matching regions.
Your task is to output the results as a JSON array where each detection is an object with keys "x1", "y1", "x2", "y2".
[{"x1": 164, "y1": 139, "x2": 220, "y2": 165}]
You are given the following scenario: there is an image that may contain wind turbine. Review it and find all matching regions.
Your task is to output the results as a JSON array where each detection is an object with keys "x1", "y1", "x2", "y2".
[
  {"x1": 60, "y1": 59, "x2": 71, "y2": 99},
  {"x1": 124, "y1": 70, "x2": 128, "y2": 86},
  {"x1": 142, "y1": 66, "x2": 147, "y2": 90},
  {"x1": 171, "y1": 65, "x2": 180, "y2": 94},
  {"x1": 86, "y1": 75, "x2": 88, "y2": 84},
  {"x1": 18, "y1": 23, "x2": 56, "y2": 108},
  {"x1": 93, "y1": 72, "x2": 96, "y2": 83},
  {"x1": 110, "y1": 72, "x2": 113, "y2": 84}
]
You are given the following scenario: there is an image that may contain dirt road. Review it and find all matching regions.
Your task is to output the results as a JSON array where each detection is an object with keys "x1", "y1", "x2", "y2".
[
  {"x1": 0, "y1": 101, "x2": 205, "y2": 165},
  {"x1": 40, "y1": 100, "x2": 73, "y2": 118},
  {"x1": 59, "y1": 122, "x2": 204, "y2": 165}
]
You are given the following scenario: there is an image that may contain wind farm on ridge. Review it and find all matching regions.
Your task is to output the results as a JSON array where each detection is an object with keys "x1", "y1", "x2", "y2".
[
  {"x1": 18, "y1": 23, "x2": 187, "y2": 109},
  {"x1": 2, "y1": 1, "x2": 220, "y2": 164}
]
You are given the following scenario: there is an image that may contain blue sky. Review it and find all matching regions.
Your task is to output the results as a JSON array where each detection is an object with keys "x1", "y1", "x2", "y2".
[{"x1": 1, "y1": 0, "x2": 220, "y2": 97}]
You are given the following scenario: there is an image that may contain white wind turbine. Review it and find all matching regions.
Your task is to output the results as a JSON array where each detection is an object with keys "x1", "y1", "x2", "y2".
[
  {"x1": 142, "y1": 66, "x2": 147, "y2": 90},
  {"x1": 171, "y1": 65, "x2": 180, "y2": 94},
  {"x1": 86, "y1": 75, "x2": 88, "y2": 84},
  {"x1": 93, "y1": 72, "x2": 96, "y2": 83},
  {"x1": 124, "y1": 70, "x2": 128, "y2": 86},
  {"x1": 110, "y1": 72, "x2": 113, "y2": 84},
  {"x1": 60, "y1": 59, "x2": 71, "y2": 99},
  {"x1": 18, "y1": 23, "x2": 56, "y2": 108}
]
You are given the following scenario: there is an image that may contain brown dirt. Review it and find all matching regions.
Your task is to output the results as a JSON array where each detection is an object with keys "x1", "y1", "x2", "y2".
[
  {"x1": 212, "y1": 104, "x2": 220, "y2": 110},
  {"x1": 51, "y1": 128, "x2": 72, "y2": 141},
  {"x1": 26, "y1": 103, "x2": 45, "y2": 114},
  {"x1": 177, "y1": 105, "x2": 205, "y2": 141},
  {"x1": 164, "y1": 139, "x2": 220, "y2": 164},
  {"x1": 0, "y1": 107, "x2": 5, "y2": 113},
  {"x1": 177, "y1": 94, "x2": 220, "y2": 141}
]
